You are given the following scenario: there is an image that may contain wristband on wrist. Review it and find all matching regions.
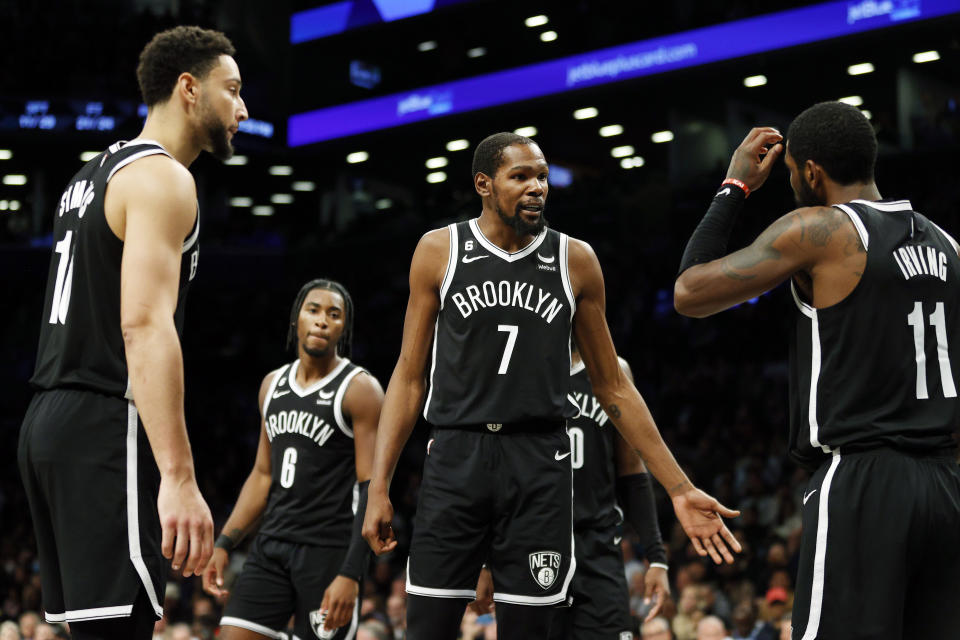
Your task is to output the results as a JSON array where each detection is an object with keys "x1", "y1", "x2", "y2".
[
  {"x1": 721, "y1": 177, "x2": 750, "y2": 197},
  {"x1": 215, "y1": 533, "x2": 236, "y2": 552},
  {"x1": 677, "y1": 181, "x2": 747, "y2": 275},
  {"x1": 649, "y1": 562, "x2": 669, "y2": 571}
]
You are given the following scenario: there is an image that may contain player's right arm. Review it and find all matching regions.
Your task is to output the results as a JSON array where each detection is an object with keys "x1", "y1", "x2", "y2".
[
  {"x1": 202, "y1": 371, "x2": 276, "y2": 597},
  {"x1": 362, "y1": 228, "x2": 448, "y2": 555},
  {"x1": 110, "y1": 155, "x2": 213, "y2": 577}
]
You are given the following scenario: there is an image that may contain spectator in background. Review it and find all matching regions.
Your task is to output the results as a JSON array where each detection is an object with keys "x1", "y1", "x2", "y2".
[
  {"x1": 30, "y1": 624, "x2": 55, "y2": 640},
  {"x1": 356, "y1": 618, "x2": 391, "y2": 640},
  {"x1": 730, "y1": 599, "x2": 776, "y2": 640},
  {"x1": 778, "y1": 613, "x2": 792, "y2": 640},
  {"x1": 16, "y1": 612, "x2": 37, "y2": 640},
  {"x1": 167, "y1": 622, "x2": 192, "y2": 640},
  {"x1": 696, "y1": 616, "x2": 730, "y2": 640},
  {"x1": 762, "y1": 587, "x2": 789, "y2": 626},
  {"x1": 0, "y1": 620, "x2": 20, "y2": 640},
  {"x1": 386, "y1": 593, "x2": 405, "y2": 639},
  {"x1": 642, "y1": 616, "x2": 674, "y2": 639},
  {"x1": 672, "y1": 585, "x2": 706, "y2": 640}
]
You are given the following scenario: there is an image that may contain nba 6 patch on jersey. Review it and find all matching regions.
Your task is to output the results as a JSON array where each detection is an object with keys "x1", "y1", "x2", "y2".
[{"x1": 529, "y1": 550, "x2": 562, "y2": 589}]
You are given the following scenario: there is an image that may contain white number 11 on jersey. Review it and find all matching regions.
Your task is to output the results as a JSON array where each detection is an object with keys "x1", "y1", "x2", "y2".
[
  {"x1": 48, "y1": 230, "x2": 75, "y2": 325},
  {"x1": 907, "y1": 300, "x2": 957, "y2": 399}
]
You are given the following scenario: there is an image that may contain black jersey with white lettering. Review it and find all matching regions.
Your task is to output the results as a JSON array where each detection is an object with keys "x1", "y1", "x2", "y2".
[
  {"x1": 424, "y1": 218, "x2": 578, "y2": 425},
  {"x1": 789, "y1": 199, "x2": 960, "y2": 470},
  {"x1": 568, "y1": 360, "x2": 622, "y2": 531},
  {"x1": 30, "y1": 140, "x2": 199, "y2": 399},
  {"x1": 259, "y1": 358, "x2": 368, "y2": 545}
]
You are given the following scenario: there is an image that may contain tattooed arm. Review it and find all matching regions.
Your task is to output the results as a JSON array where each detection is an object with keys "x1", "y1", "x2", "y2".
[
  {"x1": 675, "y1": 206, "x2": 862, "y2": 317},
  {"x1": 569, "y1": 238, "x2": 741, "y2": 564}
]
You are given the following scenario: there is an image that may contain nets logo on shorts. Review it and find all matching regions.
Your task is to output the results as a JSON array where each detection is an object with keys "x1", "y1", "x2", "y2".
[
  {"x1": 309, "y1": 609, "x2": 336, "y2": 639},
  {"x1": 528, "y1": 550, "x2": 561, "y2": 589},
  {"x1": 620, "y1": 633, "x2": 633, "y2": 640}
]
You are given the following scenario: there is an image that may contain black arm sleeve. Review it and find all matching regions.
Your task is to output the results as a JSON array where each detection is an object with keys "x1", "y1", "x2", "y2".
[
  {"x1": 616, "y1": 472, "x2": 667, "y2": 565},
  {"x1": 677, "y1": 183, "x2": 747, "y2": 276},
  {"x1": 338, "y1": 480, "x2": 371, "y2": 582}
]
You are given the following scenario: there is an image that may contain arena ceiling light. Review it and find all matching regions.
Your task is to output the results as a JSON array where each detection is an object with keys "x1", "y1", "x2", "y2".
[
  {"x1": 573, "y1": 107, "x2": 598, "y2": 120},
  {"x1": 225, "y1": 155, "x2": 248, "y2": 166},
  {"x1": 651, "y1": 130, "x2": 674, "y2": 143},
  {"x1": 446, "y1": 139, "x2": 470, "y2": 151},
  {"x1": 418, "y1": 40, "x2": 438, "y2": 52},
  {"x1": 525, "y1": 15, "x2": 548, "y2": 27},
  {"x1": 270, "y1": 194, "x2": 294, "y2": 204},
  {"x1": 847, "y1": 62, "x2": 874, "y2": 75},
  {"x1": 229, "y1": 197, "x2": 253, "y2": 207},
  {"x1": 610, "y1": 146, "x2": 634, "y2": 158},
  {"x1": 252, "y1": 205, "x2": 274, "y2": 216},
  {"x1": 292, "y1": 181, "x2": 316, "y2": 192},
  {"x1": 743, "y1": 74, "x2": 767, "y2": 87},
  {"x1": 80, "y1": 151, "x2": 100, "y2": 162},
  {"x1": 913, "y1": 50, "x2": 940, "y2": 63},
  {"x1": 0, "y1": 150, "x2": 11, "y2": 160},
  {"x1": 619, "y1": 156, "x2": 645, "y2": 169},
  {"x1": 599, "y1": 124, "x2": 623, "y2": 137},
  {"x1": 467, "y1": 47, "x2": 487, "y2": 58},
  {"x1": 346, "y1": 151, "x2": 369, "y2": 164},
  {"x1": 426, "y1": 171, "x2": 448, "y2": 184},
  {"x1": 3, "y1": 174, "x2": 27, "y2": 185},
  {"x1": 514, "y1": 126, "x2": 537, "y2": 137},
  {"x1": 838, "y1": 95, "x2": 863, "y2": 106},
  {"x1": 269, "y1": 165, "x2": 294, "y2": 176},
  {"x1": 426, "y1": 156, "x2": 448, "y2": 169},
  {"x1": 540, "y1": 31, "x2": 558, "y2": 42},
  {"x1": 375, "y1": 198, "x2": 393, "y2": 210}
]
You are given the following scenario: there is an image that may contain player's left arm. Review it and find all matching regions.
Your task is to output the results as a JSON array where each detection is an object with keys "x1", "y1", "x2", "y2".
[
  {"x1": 320, "y1": 371, "x2": 385, "y2": 631},
  {"x1": 611, "y1": 359, "x2": 670, "y2": 621},
  {"x1": 570, "y1": 238, "x2": 740, "y2": 564}
]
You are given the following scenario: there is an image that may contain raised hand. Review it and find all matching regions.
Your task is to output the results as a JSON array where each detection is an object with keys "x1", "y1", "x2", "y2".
[{"x1": 726, "y1": 127, "x2": 784, "y2": 194}]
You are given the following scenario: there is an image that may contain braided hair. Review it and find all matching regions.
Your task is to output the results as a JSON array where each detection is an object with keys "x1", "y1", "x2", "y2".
[{"x1": 285, "y1": 278, "x2": 354, "y2": 358}]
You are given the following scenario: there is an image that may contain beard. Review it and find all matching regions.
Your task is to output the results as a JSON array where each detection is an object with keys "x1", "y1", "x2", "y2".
[
  {"x1": 302, "y1": 343, "x2": 331, "y2": 358},
  {"x1": 793, "y1": 175, "x2": 823, "y2": 208},
  {"x1": 494, "y1": 197, "x2": 547, "y2": 236},
  {"x1": 199, "y1": 99, "x2": 234, "y2": 161}
]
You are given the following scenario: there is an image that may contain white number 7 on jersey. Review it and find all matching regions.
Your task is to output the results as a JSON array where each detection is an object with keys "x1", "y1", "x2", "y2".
[{"x1": 497, "y1": 324, "x2": 519, "y2": 375}]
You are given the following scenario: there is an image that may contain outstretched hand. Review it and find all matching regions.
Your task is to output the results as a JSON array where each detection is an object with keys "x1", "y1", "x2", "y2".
[
  {"x1": 671, "y1": 488, "x2": 741, "y2": 564},
  {"x1": 726, "y1": 127, "x2": 784, "y2": 194}
]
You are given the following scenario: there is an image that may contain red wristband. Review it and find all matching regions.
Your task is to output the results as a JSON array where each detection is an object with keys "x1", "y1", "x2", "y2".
[{"x1": 722, "y1": 178, "x2": 750, "y2": 197}]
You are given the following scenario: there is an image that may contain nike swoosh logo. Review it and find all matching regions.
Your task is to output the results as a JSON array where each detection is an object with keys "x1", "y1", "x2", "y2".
[
  {"x1": 537, "y1": 252, "x2": 555, "y2": 264},
  {"x1": 462, "y1": 255, "x2": 489, "y2": 263},
  {"x1": 717, "y1": 187, "x2": 731, "y2": 197},
  {"x1": 803, "y1": 489, "x2": 818, "y2": 504},
  {"x1": 272, "y1": 389, "x2": 291, "y2": 398},
  {"x1": 317, "y1": 389, "x2": 335, "y2": 400},
  {"x1": 613, "y1": 536, "x2": 622, "y2": 545},
  {"x1": 555, "y1": 451, "x2": 571, "y2": 461}
]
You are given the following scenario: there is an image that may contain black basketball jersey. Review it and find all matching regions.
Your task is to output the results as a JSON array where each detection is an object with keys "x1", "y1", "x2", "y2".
[
  {"x1": 423, "y1": 218, "x2": 579, "y2": 425},
  {"x1": 30, "y1": 140, "x2": 199, "y2": 399},
  {"x1": 789, "y1": 199, "x2": 960, "y2": 470},
  {"x1": 568, "y1": 360, "x2": 622, "y2": 530},
  {"x1": 259, "y1": 358, "x2": 367, "y2": 545}
]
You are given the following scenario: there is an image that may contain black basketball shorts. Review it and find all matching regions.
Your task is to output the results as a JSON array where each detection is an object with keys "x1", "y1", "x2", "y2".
[
  {"x1": 221, "y1": 536, "x2": 359, "y2": 640},
  {"x1": 406, "y1": 425, "x2": 575, "y2": 606},
  {"x1": 549, "y1": 524, "x2": 633, "y2": 640},
  {"x1": 791, "y1": 447, "x2": 960, "y2": 640},
  {"x1": 17, "y1": 389, "x2": 165, "y2": 624}
]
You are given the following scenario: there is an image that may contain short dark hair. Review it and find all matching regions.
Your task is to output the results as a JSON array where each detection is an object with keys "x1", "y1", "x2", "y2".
[
  {"x1": 285, "y1": 279, "x2": 354, "y2": 358},
  {"x1": 472, "y1": 132, "x2": 537, "y2": 178},
  {"x1": 136, "y1": 26, "x2": 236, "y2": 107},
  {"x1": 786, "y1": 101, "x2": 877, "y2": 185}
]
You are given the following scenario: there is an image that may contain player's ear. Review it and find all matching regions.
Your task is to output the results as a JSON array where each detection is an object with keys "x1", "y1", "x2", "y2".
[
  {"x1": 475, "y1": 172, "x2": 492, "y2": 198},
  {"x1": 177, "y1": 72, "x2": 199, "y2": 106}
]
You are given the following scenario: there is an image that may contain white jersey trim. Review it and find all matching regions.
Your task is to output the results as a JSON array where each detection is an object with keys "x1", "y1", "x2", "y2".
[
  {"x1": 406, "y1": 558, "x2": 477, "y2": 599},
  {"x1": 850, "y1": 198, "x2": 913, "y2": 212},
  {"x1": 288, "y1": 357, "x2": 352, "y2": 397},
  {"x1": 262, "y1": 364, "x2": 291, "y2": 417},
  {"x1": 790, "y1": 281, "x2": 816, "y2": 319},
  {"x1": 800, "y1": 450, "x2": 842, "y2": 640},
  {"x1": 220, "y1": 616, "x2": 284, "y2": 639},
  {"x1": 570, "y1": 360, "x2": 586, "y2": 375},
  {"x1": 468, "y1": 217, "x2": 547, "y2": 262},
  {"x1": 929, "y1": 220, "x2": 960, "y2": 256},
  {"x1": 126, "y1": 401, "x2": 165, "y2": 619},
  {"x1": 45, "y1": 605, "x2": 134, "y2": 623},
  {"x1": 439, "y1": 223, "x2": 458, "y2": 309},
  {"x1": 833, "y1": 204, "x2": 869, "y2": 250},
  {"x1": 334, "y1": 367, "x2": 365, "y2": 438},
  {"x1": 106, "y1": 148, "x2": 172, "y2": 183},
  {"x1": 182, "y1": 208, "x2": 200, "y2": 253},
  {"x1": 559, "y1": 233, "x2": 576, "y2": 321},
  {"x1": 806, "y1": 310, "x2": 832, "y2": 455}
]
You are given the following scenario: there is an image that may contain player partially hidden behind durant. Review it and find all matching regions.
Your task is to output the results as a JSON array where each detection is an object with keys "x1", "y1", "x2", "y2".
[
  {"x1": 203, "y1": 279, "x2": 384, "y2": 640},
  {"x1": 675, "y1": 101, "x2": 960, "y2": 639},
  {"x1": 17, "y1": 26, "x2": 248, "y2": 640}
]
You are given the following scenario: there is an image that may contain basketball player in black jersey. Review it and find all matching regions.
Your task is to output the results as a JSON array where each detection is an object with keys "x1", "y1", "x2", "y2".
[
  {"x1": 202, "y1": 279, "x2": 383, "y2": 640},
  {"x1": 17, "y1": 27, "x2": 247, "y2": 640},
  {"x1": 363, "y1": 132, "x2": 740, "y2": 640},
  {"x1": 675, "y1": 101, "x2": 960, "y2": 639},
  {"x1": 474, "y1": 344, "x2": 672, "y2": 639}
]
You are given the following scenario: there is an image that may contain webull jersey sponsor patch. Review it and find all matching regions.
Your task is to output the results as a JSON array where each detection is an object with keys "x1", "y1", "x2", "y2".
[{"x1": 529, "y1": 550, "x2": 561, "y2": 589}]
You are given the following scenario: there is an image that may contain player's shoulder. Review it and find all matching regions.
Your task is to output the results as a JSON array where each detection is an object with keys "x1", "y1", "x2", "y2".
[
  {"x1": 259, "y1": 364, "x2": 290, "y2": 394},
  {"x1": 344, "y1": 366, "x2": 384, "y2": 397},
  {"x1": 418, "y1": 225, "x2": 452, "y2": 250}
]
